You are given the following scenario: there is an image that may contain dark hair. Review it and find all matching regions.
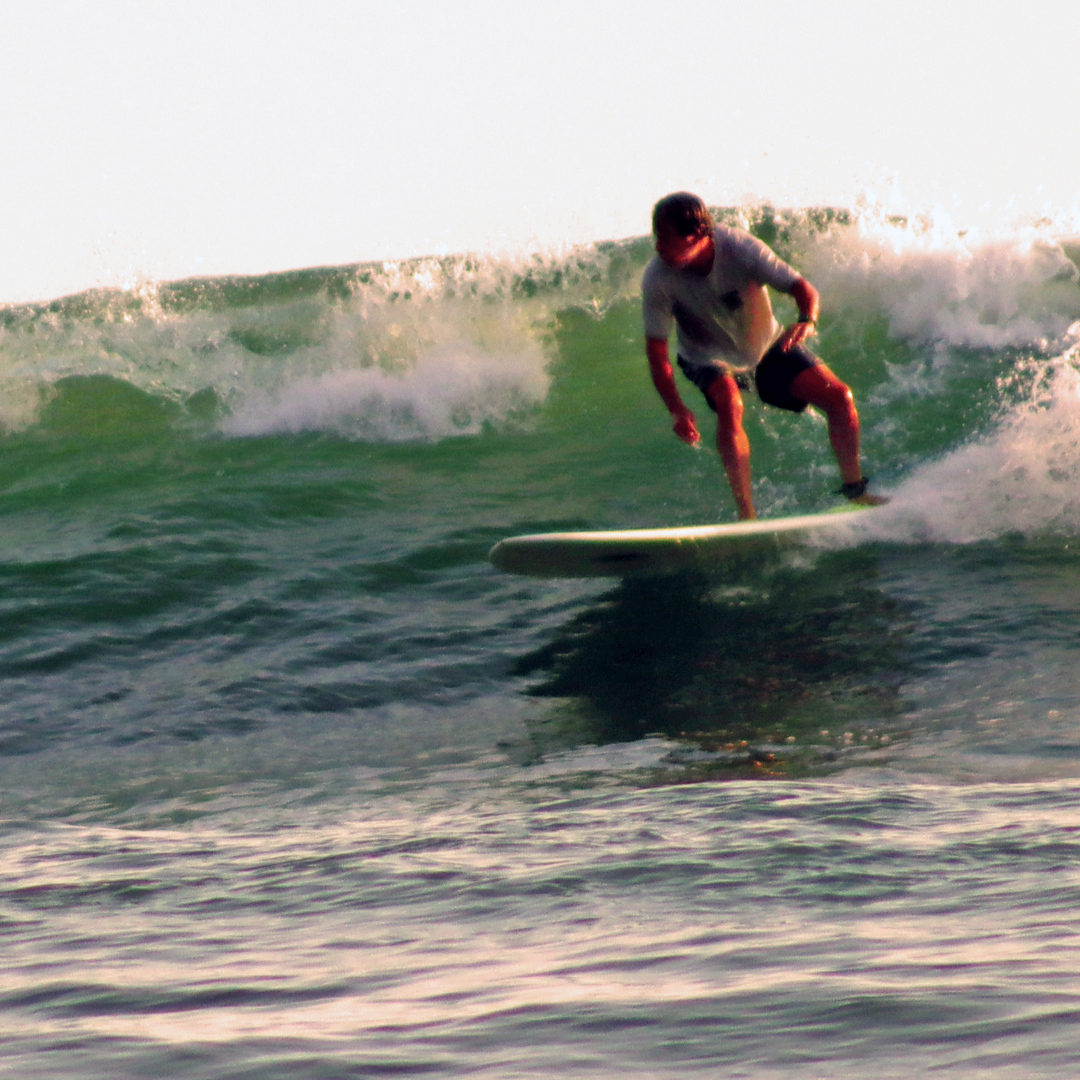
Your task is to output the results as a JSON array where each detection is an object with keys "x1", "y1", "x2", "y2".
[{"x1": 652, "y1": 192, "x2": 712, "y2": 238}]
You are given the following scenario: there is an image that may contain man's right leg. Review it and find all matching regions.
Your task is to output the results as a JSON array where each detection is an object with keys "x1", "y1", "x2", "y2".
[{"x1": 706, "y1": 374, "x2": 755, "y2": 520}]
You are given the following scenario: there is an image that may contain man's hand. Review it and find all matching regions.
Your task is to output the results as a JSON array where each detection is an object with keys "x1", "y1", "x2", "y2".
[
  {"x1": 776, "y1": 319, "x2": 816, "y2": 352},
  {"x1": 647, "y1": 338, "x2": 700, "y2": 447},
  {"x1": 672, "y1": 407, "x2": 700, "y2": 446}
]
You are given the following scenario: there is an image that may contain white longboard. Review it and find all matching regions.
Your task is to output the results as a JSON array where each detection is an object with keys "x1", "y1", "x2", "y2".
[{"x1": 489, "y1": 504, "x2": 876, "y2": 578}]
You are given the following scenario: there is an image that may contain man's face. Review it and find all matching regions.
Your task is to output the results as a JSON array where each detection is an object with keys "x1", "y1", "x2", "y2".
[{"x1": 655, "y1": 223, "x2": 713, "y2": 271}]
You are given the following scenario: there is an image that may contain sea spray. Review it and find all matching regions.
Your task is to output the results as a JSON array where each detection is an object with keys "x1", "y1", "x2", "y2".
[
  {"x1": 797, "y1": 202, "x2": 1080, "y2": 351},
  {"x1": 0, "y1": 242, "x2": 643, "y2": 436},
  {"x1": 847, "y1": 344, "x2": 1080, "y2": 544},
  {"x1": 222, "y1": 338, "x2": 551, "y2": 440}
]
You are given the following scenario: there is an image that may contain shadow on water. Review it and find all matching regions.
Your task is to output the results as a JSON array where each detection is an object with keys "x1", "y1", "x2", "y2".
[{"x1": 514, "y1": 546, "x2": 914, "y2": 779}]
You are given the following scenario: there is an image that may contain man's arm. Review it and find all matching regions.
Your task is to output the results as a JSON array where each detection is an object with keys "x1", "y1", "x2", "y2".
[
  {"x1": 646, "y1": 337, "x2": 699, "y2": 446},
  {"x1": 775, "y1": 276, "x2": 820, "y2": 351}
]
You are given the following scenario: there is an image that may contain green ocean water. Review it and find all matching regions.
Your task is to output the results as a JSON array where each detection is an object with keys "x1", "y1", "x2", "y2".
[{"x1": 3, "y1": 207, "x2": 1080, "y2": 1077}]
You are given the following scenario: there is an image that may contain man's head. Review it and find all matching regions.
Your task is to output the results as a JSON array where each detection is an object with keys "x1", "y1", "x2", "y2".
[
  {"x1": 652, "y1": 192, "x2": 712, "y2": 240},
  {"x1": 652, "y1": 193, "x2": 714, "y2": 271}
]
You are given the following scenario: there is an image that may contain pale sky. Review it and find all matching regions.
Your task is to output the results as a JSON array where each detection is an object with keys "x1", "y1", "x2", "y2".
[{"x1": 2, "y1": 0, "x2": 1078, "y2": 303}]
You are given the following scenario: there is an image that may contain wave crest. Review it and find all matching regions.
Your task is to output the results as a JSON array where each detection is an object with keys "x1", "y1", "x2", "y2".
[{"x1": 222, "y1": 338, "x2": 550, "y2": 440}]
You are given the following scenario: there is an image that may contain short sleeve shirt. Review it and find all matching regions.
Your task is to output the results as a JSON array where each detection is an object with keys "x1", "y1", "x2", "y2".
[{"x1": 642, "y1": 224, "x2": 800, "y2": 368}]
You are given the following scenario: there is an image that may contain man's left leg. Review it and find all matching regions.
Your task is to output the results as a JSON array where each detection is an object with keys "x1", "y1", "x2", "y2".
[{"x1": 789, "y1": 364, "x2": 864, "y2": 487}]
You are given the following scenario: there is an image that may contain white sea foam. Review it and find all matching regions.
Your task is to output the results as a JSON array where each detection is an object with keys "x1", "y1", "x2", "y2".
[
  {"x1": 801, "y1": 203, "x2": 1080, "y2": 352},
  {"x1": 221, "y1": 338, "x2": 551, "y2": 439},
  {"x1": 845, "y1": 344, "x2": 1080, "y2": 544},
  {"x1": 0, "y1": 251, "x2": 569, "y2": 437}
]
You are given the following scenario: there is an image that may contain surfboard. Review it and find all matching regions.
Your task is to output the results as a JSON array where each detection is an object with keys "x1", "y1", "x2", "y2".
[{"x1": 488, "y1": 503, "x2": 877, "y2": 578}]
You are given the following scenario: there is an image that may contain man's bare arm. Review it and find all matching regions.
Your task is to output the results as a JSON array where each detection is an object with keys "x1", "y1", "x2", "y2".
[
  {"x1": 646, "y1": 337, "x2": 700, "y2": 446},
  {"x1": 775, "y1": 277, "x2": 820, "y2": 351}
]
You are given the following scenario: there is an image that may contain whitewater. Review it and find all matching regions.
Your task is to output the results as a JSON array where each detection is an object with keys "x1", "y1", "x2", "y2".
[{"x1": 3, "y1": 203, "x2": 1080, "y2": 1078}]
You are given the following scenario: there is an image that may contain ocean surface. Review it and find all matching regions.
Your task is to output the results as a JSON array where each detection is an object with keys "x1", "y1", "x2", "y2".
[{"x1": 3, "y1": 205, "x2": 1080, "y2": 1078}]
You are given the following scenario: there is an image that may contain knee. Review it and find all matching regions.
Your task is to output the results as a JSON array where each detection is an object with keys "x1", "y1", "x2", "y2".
[{"x1": 819, "y1": 382, "x2": 857, "y2": 425}]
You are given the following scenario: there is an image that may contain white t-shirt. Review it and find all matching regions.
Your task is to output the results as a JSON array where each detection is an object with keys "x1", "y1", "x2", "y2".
[{"x1": 642, "y1": 224, "x2": 800, "y2": 368}]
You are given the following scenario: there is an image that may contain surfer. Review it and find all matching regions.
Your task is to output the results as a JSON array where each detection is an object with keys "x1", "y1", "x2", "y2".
[{"x1": 643, "y1": 192, "x2": 885, "y2": 520}]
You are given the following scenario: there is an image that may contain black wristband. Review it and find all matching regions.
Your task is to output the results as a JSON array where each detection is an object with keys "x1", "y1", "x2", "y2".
[{"x1": 797, "y1": 316, "x2": 816, "y2": 325}]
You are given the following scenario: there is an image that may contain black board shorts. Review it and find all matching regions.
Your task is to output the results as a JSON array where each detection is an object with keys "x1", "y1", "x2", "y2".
[
  {"x1": 753, "y1": 341, "x2": 821, "y2": 413},
  {"x1": 677, "y1": 342, "x2": 821, "y2": 414},
  {"x1": 676, "y1": 356, "x2": 751, "y2": 410}
]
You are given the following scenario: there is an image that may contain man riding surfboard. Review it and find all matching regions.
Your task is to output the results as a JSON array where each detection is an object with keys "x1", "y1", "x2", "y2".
[{"x1": 643, "y1": 192, "x2": 886, "y2": 519}]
